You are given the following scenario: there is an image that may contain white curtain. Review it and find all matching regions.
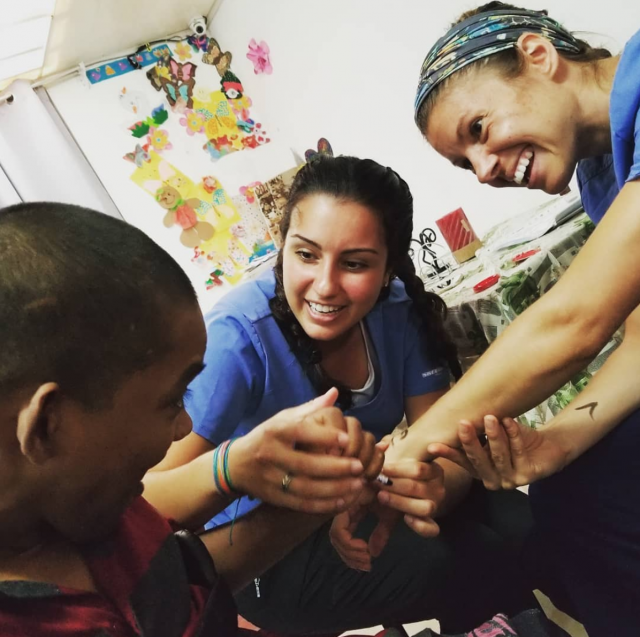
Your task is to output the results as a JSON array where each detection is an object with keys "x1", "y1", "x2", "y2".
[{"x1": 0, "y1": 80, "x2": 121, "y2": 217}]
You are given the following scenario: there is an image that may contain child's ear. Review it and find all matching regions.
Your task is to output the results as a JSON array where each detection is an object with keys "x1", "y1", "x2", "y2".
[{"x1": 16, "y1": 383, "x2": 61, "y2": 464}]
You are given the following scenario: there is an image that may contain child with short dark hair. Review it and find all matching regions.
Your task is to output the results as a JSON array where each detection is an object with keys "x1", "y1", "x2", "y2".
[{"x1": 0, "y1": 201, "x2": 403, "y2": 635}]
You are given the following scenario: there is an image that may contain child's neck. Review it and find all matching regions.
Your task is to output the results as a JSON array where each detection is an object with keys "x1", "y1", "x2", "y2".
[
  {"x1": 0, "y1": 536, "x2": 97, "y2": 592},
  {"x1": 0, "y1": 515, "x2": 97, "y2": 592}
]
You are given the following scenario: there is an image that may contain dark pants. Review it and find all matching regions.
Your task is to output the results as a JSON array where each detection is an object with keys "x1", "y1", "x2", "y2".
[
  {"x1": 236, "y1": 484, "x2": 538, "y2": 635},
  {"x1": 528, "y1": 407, "x2": 640, "y2": 637}
]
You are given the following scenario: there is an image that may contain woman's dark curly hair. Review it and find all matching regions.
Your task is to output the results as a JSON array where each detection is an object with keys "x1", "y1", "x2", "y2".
[{"x1": 269, "y1": 155, "x2": 461, "y2": 408}]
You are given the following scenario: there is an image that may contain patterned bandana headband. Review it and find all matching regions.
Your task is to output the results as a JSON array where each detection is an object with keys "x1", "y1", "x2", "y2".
[{"x1": 414, "y1": 8, "x2": 582, "y2": 124}]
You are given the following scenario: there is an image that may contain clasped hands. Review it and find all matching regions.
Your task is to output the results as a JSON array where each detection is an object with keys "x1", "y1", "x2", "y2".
[{"x1": 228, "y1": 389, "x2": 446, "y2": 572}]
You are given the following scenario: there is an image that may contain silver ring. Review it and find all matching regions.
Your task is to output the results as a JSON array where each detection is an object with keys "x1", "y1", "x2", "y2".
[{"x1": 281, "y1": 472, "x2": 293, "y2": 493}]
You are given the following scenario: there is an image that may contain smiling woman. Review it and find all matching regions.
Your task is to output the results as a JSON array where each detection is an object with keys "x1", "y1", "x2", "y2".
[
  {"x1": 415, "y1": 2, "x2": 614, "y2": 195},
  {"x1": 383, "y1": 3, "x2": 640, "y2": 633},
  {"x1": 151, "y1": 155, "x2": 542, "y2": 635}
]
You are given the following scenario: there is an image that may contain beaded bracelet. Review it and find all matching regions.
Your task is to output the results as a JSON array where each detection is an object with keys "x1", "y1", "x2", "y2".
[{"x1": 212, "y1": 438, "x2": 240, "y2": 498}]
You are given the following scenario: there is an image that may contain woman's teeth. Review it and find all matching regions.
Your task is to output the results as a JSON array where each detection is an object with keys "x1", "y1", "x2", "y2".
[
  {"x1": 308, "y1": 301, "x2": 342, "y2": 314},
  {"x1": 513, "y1": 150, "x2": 533, "y2": 185}
]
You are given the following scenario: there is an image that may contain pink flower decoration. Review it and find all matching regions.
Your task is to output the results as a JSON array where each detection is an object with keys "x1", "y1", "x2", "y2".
[
  {"x1": 246, "y1": 39, "x2": 272, "y2": 75},
  {"x1": 239, "y1": 181, "x2": 263, "y2": 203}
]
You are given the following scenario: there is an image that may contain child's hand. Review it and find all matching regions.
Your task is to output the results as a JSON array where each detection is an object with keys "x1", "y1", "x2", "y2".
[{"x1": 228, "y1": 389, "x2": 377, "y2": 514}]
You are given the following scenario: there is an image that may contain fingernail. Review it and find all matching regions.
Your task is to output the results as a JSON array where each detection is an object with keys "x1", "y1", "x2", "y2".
[
  {"x1": 351, "y1": 460, "x2": 363, "y2": 474},
  {"x1": 351, "y1": 479, "x2": 364, "y2": 490},
  {"x1": 338, "y1": 432, "x2": 349, "y2": 446},
  {"x1": 336, "y1": 498, "x2": 345, "y2": 509},
  {"x1": 405, "y1": 515, "x2": 415, "y2": 524},
  {"x1": 378, "y1": 491, "x2": 390, "y2": 504}
]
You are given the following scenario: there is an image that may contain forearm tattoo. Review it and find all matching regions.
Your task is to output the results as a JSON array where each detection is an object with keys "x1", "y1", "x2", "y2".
[{"x1": 575, "y1": 401, "x2": 598, "y2": 420}]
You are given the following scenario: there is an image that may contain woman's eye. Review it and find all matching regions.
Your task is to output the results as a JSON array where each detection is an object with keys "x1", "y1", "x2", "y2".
[
  {"x1": 296, "y1": 250, "x2": 315, "y2": 261},
  {"x1": 470, "y1": 118, "x2": 483, "y2": 138},
  {"x1": 345, "y1": 261, "x2": 367, "y2": 271}
]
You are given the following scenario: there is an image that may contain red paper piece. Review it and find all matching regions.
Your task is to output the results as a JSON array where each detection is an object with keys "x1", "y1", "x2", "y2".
[
  {"x1": 512, "y1": 248, "x2": 541, "y2": 263},
  {"x1": 473, "y1": 274, "x2": 500, "y2": 293}
]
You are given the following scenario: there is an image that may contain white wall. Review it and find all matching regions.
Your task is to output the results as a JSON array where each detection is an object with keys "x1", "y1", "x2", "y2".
[
  {"x1": 208, "y1": 0, "x2": 640, "y2": 237},
  {"x1": 0, "y1": 80, "x2": 120, "y2": 215}
]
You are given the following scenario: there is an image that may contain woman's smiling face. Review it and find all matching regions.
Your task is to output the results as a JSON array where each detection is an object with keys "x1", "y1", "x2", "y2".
[
  {"x1": 282, "y1": 194, "x2": 389, "y2": 343},
  {"x1": 425, "y1": 54, "x2": 580, "y2": 195}
]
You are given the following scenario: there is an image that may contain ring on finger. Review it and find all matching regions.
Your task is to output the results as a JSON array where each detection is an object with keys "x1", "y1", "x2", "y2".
[{"x1": 281, "y1": 471, "x2": 293, "y2": 493}]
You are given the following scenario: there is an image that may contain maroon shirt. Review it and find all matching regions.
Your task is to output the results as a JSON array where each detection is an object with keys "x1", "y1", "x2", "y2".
[{"x1": 0, "y1": 497, "x2": 237, "y2": 636}]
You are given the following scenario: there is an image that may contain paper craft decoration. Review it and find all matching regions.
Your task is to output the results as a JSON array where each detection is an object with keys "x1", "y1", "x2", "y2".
[
  {"x1": 128, "y1": 104, "x2": 169, "y2": 138},
  {"x1": 305, "y1": 138, "x2": 333, "y2": 163},
  {"x1": 187, "y1": 34, "x2": 209, "y2": 52},
  {"x1": 123, "y1": 143, "x2": 151, "y2": 167},
  {"x1": 146, "y1": 49, "x2": 173, "y2": 91},
  {"x1": 119, "y1": 88, "x2": 148, "y2": 114},
  {"x1": 174, "y1": 42, "x2": 192, "y2": 61},
  {"x1": 220, "y1": 71, "x2": 243, "y2": 99},
  {"x1": 159, "y1": 59, "x2": 197, "y2": 110},
  {"x1": 130, "y1": 153, "x2": 249, "y2": 287},
  {"x1": 203, "y1": 38, "x2": 233, "y2": 76},
  {"x1": 254, "y1": 166, "x2": 301, "y2": 247},
  {"x1": 146, "y1": 127, "x2": 172, "y2": 153},
  {"x1": 246, "y1": 39, "x2": 272, "y2": 75},
  {"x1": 435, "y1": 207, "x2": 482, "y2": 264},
  {"x1": 139, "y1": 157, "x2": 214, "y2": 248},
  {"x1": 87, "y1": 45, "x2": 171, "y2": 84}
]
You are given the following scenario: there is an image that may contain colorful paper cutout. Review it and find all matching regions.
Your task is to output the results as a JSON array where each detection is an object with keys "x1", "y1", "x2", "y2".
[
  {"x1": 239, "y1": 182, "x2": 263, "y2": 204},
  {"x1": 220, "y1": 71, "x2": 243, "y2": 100},
  {"x1": 246, "y1": 39, "x2": 272, "y2": 75},
  {"x1": 129, "y1": 104, "x2": 169, "y2": 138},
  {"x1": 146, "y1": 127, "x2": 173, "y2": 152},
  {"x1": 174, "y1": 41, "x2": 192, "y2": 61},
  {"x1": 202, "y1": 38, "x2": 233, "y2": 76},
  {"x1": 130, "y1": 153, "x2": 249, "y2": 287},
  {"x1": 305, "y1": 138, "x2": 333, "y2": 162},
  {"x1": 87, "y1": 45, "x2": 171, "y2": 84},
  {"x1": 123, "y1": 143, "x2": 151, "y2": 167},
  {"x1": 157, "y1": 59, "x2": 197, "y2": 111},
  {"x1": 146, "y1": 50, "x2": 173, "y2": 91},
  {"x1": 179, "y1": 109, "x2": 206, "y2": 136},
  {"x1": 187, "y1": 34, "x2": 209, "y2": 52}
]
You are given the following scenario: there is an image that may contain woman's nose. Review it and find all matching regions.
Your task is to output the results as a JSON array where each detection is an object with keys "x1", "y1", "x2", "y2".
[{"x1": 313, "y1": 263, "x2": 339, "y2": 297}]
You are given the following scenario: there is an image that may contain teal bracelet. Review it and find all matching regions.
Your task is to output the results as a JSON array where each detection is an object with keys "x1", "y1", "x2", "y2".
[{"x1": 223, "y1": 438, "x2": 239, "y2": 494}]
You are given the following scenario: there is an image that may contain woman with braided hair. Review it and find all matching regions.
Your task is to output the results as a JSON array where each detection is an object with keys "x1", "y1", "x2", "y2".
[{"x1": 153, "y1": 154, "x2": 539, "y2": 635}]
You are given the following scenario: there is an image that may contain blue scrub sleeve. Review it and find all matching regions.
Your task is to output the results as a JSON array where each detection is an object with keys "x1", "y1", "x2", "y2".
[
  {"x1": 630, "y1": 106, "x2": 640, "y2": 182},
  {"x1": 403, "y1": 311, "x2": 451, "y2": 396},
  {"x1": 185, "y1": 312, "x2": 265, "y2": 444}
]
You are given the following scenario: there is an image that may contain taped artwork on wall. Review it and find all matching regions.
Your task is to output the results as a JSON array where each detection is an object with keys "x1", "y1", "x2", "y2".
[
  {"x1": 72, "y1": 34, "x2": 278, "y2": 299},
  {"x1": 86, "y1": 44, "x2": 171, "y2": 84},
  {"x1": 130, "y1": 152, "x2": 249, "y2": 286},
  {"x1": 254, "y1": 166, "x2": 302, "y2": 248}
]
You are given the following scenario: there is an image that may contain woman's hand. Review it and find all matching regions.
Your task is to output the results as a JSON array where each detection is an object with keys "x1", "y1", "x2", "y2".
[
  {"x1": 228, "y1": 389, "x2": 383, "y2": 514},
  {"x1": 330, "y1": 451, "x2": 444, "y2": 571},
  {"x1": 427, "y1": 415, "x2": 569, "y2": 489}
]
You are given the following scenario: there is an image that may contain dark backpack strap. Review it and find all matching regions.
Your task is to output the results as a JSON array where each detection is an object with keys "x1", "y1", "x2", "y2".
[{"x1": 173, "y1": 530, "x2": 238, "y2": 637}]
